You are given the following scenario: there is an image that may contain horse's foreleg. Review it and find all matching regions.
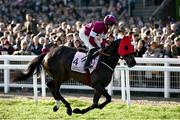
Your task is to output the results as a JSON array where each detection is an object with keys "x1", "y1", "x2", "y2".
[
  {"x1": 73, "y1": 85, "x2": 111, "y2": 114},
  {"x1": 93, "y1": 84, "x2": 112, "y2": 109},
  {"x1": 47, "y1": 80, "x2": 72, "y2": 115},
  {"x1": 97, "y1": 88, "x2": 111, "y2": 109},
  {"x1": 73, "y1": 89, "x2": 101, "y2": 114}
]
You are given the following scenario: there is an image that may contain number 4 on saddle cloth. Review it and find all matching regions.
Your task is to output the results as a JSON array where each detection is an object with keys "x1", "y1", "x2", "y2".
[{"x1": 71, "y1": 52, "x2": 99, "y2": 73}]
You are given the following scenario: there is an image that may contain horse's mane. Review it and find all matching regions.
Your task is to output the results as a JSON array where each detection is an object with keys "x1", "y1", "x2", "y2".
[{"x1": 103, "y1": 39, "x2": 120, "y2": 55}]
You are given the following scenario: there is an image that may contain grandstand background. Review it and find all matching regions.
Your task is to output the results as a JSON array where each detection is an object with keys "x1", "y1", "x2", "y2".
[{"x1": 0, "y1": 0, "x2": 179, "y2": 23}]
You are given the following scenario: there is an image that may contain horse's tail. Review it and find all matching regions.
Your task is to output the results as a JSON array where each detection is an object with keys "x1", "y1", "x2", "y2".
[{"x1": 13, "y1": 54, "x2": 46, "y2": 82}]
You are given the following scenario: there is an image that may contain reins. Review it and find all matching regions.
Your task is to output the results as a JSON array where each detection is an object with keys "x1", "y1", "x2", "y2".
[
  {"x1": 98, "y1": 51, "x2": 120, "y2": 72},
  {"x1": 99, "y1": 51, "x2": 111, "y2": 56},
  {"x1": 99, "y1": 51, "x2": 120, "y2": 59},
  {"x1": 91, "y1": 44, "x2": 121, "y2": 60}
]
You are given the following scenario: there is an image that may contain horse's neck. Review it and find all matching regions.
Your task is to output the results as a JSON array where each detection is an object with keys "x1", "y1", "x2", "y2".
[
  {"x1": 100, "y1": 55, "x2": 119, "y2": 70},
  {"x1": 99, "y1": 42, "x2": 120, "y2": 70}
]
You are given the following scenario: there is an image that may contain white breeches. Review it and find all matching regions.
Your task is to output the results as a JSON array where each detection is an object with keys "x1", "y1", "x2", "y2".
[{"x1": 79, "y1": 27, "x2": 101, "y2": 49}]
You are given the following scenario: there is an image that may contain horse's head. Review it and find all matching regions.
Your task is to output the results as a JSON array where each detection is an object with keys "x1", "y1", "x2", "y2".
[
  {"x1": 122, "y1": 53, "x2": 136, "y2": 68},
  {"x1": 118, "y1": 35, "x2": 136, "y2": 68},
  {"x1": 105, "y1": 36, "x2": 136, "y2": 68}
]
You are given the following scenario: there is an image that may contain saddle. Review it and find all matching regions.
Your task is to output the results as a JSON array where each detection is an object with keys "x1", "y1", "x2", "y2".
[{"x1": 71, "y1": 51, "x2": 99, "y2": 73}]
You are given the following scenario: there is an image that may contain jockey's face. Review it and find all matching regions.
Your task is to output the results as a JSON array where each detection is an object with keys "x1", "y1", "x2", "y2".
[{"x1": 107, "y1": 24, "x2": 114, "y2": 29}]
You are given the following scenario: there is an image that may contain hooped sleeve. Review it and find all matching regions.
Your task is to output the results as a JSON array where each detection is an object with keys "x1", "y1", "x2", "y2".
[{"x1": 89, "y1": 30, "x2": 98, "y2": 47}]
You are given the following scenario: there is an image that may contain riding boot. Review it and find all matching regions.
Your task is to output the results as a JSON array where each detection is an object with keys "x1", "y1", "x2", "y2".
[{"x1": 84, "y1": 48, "x2": 97, "y2": 71}]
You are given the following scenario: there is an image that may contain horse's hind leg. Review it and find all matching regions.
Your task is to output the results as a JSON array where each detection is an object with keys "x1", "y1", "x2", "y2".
[{"x1": 47, "y1": 80, "x2": 72, "y2": 115}]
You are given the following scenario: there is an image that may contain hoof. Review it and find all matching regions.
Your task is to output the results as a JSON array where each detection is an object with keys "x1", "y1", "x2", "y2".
[
  {"x1": 53, "y1": 106, "x2": 59, "y2": 112},
  {"x1": 67, "y1": 108, "x2": 72, "y2": 116},
  {"x1": 73, "y1": 108, "x2": 82, "y2": 114},
  {"x1": 98, "y1": 105, "x2": 103, "y2": 109}
]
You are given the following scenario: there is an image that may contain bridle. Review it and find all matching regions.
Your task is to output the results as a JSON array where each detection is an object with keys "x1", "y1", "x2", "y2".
[
  {"x1": 99, "y1": 51, "x2": 120, "y2": 59},
  {"x1": 98, "y1": 50, "x2": 120, "y2": 72}
]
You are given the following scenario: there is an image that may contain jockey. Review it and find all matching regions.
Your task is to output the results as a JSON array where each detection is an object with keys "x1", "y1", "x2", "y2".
[{"x1": 79, "y1": 15, "x2": 116, "y2": 71}]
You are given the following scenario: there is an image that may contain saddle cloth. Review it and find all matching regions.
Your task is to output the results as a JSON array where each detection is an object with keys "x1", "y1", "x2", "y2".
[{"x1": 71, "y1": 52, "x2": 99, "y2": 73}]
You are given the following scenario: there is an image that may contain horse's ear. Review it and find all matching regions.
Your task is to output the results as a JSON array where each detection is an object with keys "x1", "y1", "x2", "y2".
[{"x1": 118, "y1": 35, "x2": 134, "y2": 56}]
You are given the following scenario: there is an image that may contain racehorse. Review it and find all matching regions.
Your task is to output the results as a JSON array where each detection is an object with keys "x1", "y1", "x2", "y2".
[{"x1": 13, "y1": 38, "x2": 136, "y2": 115}]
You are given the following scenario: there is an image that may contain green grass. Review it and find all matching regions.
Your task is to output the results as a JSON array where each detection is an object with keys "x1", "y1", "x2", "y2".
[{"x1": 0, "y1": 97, "x2": 180, "y2": 120}]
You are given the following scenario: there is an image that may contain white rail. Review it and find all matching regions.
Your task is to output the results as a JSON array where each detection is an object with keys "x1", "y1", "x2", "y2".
[{"x1": 0, "y1": 55, "x2": 180, "y2": 103}]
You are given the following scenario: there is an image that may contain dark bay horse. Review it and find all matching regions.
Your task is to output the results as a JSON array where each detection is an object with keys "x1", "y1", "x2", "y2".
[{"x1": 13, "y1": 39, "x2": 136, "y2": 115}]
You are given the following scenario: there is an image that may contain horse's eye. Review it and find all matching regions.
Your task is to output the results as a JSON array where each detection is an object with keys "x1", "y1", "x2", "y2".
[{"x1": 124, "y1": 45, "x2": 128, "y2": 50}]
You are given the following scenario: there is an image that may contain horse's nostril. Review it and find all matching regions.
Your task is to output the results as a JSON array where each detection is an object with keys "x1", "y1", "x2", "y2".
[
  {"x1": 128, "y1": 59, "x2": 136, "y2": 68},
  {"x1": 123, "y1": 55, "x2": 136, "y2": 68}
]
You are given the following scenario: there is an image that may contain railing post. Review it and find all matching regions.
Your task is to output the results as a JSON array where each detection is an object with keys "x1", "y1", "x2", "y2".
[
  {"x1": 41, "y1": 69, "x2": 46, "y2": 97},
  {"x1": 107, "y1": 75, "x2": 113, "y2": 95},
  {"x1": 33, "y1": 71, "x2": 38, "y2": 102},
  {"x1": 121, "y1": 62, "x2": 126, "y2": 101},
  {"x1": 164, "y1": 63, "x2": 170, "y2": 98},
  {"x1": 125, "y1": 70, "x2": 131, "y2": 107},
  {"x1": 4, "y1": 59, "x2": 10, "y2": 93},
  {"x1": 128, "y1": 0, "x2": 131, "y2": 16},
  {"x1": 143, "y1": 0, "x2": 146, "y2": 8}
]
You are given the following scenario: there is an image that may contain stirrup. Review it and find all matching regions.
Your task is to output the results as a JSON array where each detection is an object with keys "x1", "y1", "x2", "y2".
[
  {"x1": 84, "y1": 66, "x2": 89, "y2": 71},
  {"x1": 84, "y1": 64, "x2": 93, "y2": 71}
]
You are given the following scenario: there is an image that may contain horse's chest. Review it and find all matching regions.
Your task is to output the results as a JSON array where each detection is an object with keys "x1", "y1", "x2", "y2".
[{"x1": 91, "y1": 71, "x2": 113, "y2": 87}]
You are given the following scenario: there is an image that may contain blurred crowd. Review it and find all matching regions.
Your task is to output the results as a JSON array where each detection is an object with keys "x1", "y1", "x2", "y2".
[
  {"x1": 0, "y1": 0, "x2": 179, "y2": 58},
  {"x1": 0, "y1": 0, "x2": 128, "y2": 24}
]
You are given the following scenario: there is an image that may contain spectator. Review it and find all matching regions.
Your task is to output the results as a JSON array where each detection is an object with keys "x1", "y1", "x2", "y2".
[
  {"x1": 64, "y1": 33, "x2": 74, "y2": 47},
  {"x1": 171, "y1": 36, "x2": 180, "y2": 58},
  {"x1": 135, "y1": 40, "x2": 147, "y2": 57},
  {"x1": 24, "y1": 14, "x2": 38, "y2": 35},
  {"x1": 57, "y1": 32, "x2": 66, "y2": 45},
  {"x1": 54, "y1": 36, "x2": 63, "y2": 47},
  {"x1": 27, "y1": 36, "x2": 42, "y2": 55},
  {"x1": 143, "y1": 41, "x2": 162, "y2": 80},
  {"x1": 39, "y1": 37, "x2": 45, "y2": 46},
  {"x1": 75, "y1": 21, "x2": 82, "y2": 31},
  {"x1": 165, "y1": 36, "x2": 173, "y2": 45},
  {"x1": 143, "y1": 41, "x2": 163, "y2": 58},
  {"x1": 13, "y1": 37, "x2": 21, "y2": 51},
  {"x1": 0, "y1": 37, "x2": 6, "y2": 48},
  {"x1": 0, "y1": 22, "x2": 5, "y2": 37},
  {"x1": 13, "y1": 39, "x2": 31, "y2": 55},
  {"x1": 73, "y1": 39, "x2": 86, "y2": 51},
  {"x1": 0, "y1": 40, "x2": 14, "y2": 55},
  {"x1": 162, "y1": 43, "x2": 172, "y2": 58}
]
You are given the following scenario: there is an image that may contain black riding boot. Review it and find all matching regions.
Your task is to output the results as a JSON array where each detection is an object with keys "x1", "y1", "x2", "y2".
[{"x1": 84, "y1": 48, "x2": 97, "y2": 71}]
